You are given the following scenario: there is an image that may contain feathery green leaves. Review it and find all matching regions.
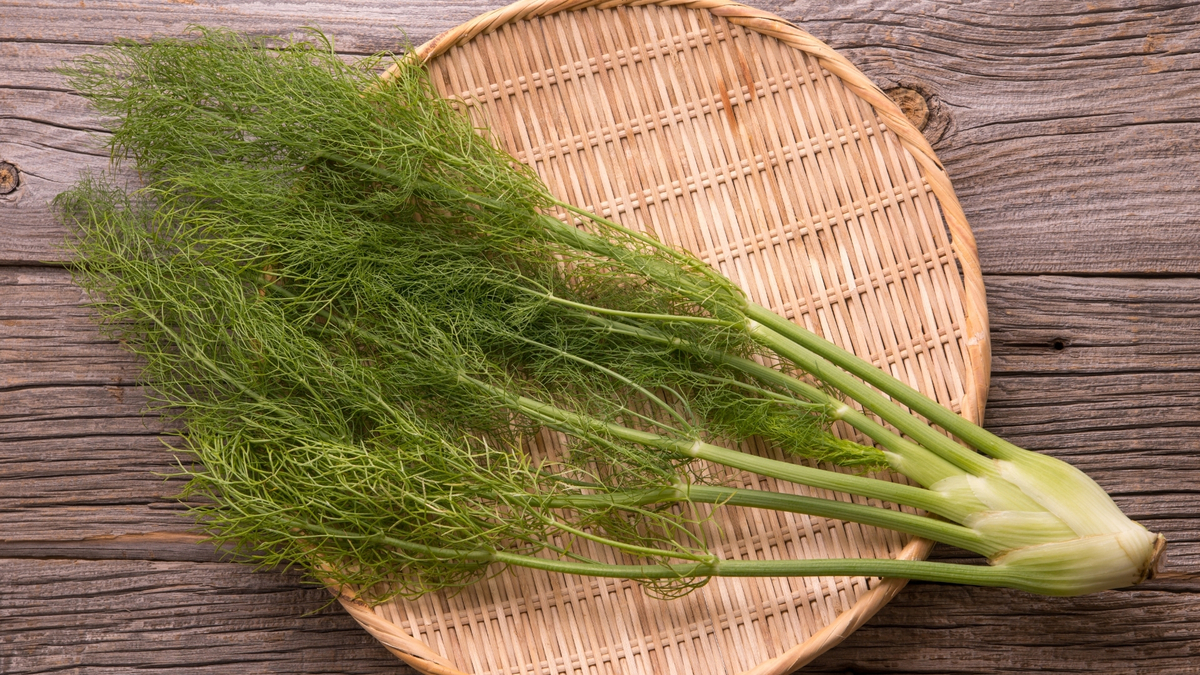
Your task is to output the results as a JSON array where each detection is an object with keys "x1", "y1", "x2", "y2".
[{"x1": 58, "y1": 28, "x2": 885, "y2": 598}]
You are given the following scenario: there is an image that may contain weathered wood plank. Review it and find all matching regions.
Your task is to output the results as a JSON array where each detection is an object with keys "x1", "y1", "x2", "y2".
[
  {"x1": 0, "y1": 0, "x2": 475, "y2": 50},
  {"x1": 1, "y1": 556, "x2": 1197, "y2": 674},
  {"x1": 0, "y1": 430, "x2": 195, "y2": 542},
  {"x1": 774, "y1": 0, "x2": 1200, "y2": 275},
  {"x1": 0, "y1": 533, "x2": 237, "y2": 563},
  {"x1": 0, "y1": 558, "x2": 407, "y2": 674},
  {"x1": 988, "y1": 274, "x2": 1200, "y2": 376},
  {"x1": 3, "y1": 1, "x2": 1199, "y2": 271},
  {"x1": 806, "y1": 578, "x2": 1200, "y2": 674},
  {"x1": 0, "y1": 267, "x2": 141, "y2": 387}
]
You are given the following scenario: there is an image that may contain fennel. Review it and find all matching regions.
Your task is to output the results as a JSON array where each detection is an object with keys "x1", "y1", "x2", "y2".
[{"x1": 57, "y1": 28, "x2": 1163, "y2": 601}]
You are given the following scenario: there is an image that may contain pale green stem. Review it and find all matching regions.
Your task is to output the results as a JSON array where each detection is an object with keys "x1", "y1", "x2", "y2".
[
  {"x1": 745, "y1": 303, "x2": 1023, "y2": 461},
  {"x1": 744, "y1": 317, "x2": 997, "y2": 476},
  {"x1": 551, "y1": 202, "x2": 738, "y2": 299},
  {"x1": 267, "y1": 275, "x2": 979, "y2": 524},
  {"x1": 467, "y1": 376, "x2": 976, "y2": 522},
  {"x1": 703, "y1": 350, "x2": 966, "y2": 488},
  {"x1": 545, "y1": 516, "x2": 712, "y2": 563},
  {"x1": 537, "y1": 206, "x2": 1002, "y2": 474},
  {"x1": 506, "y1": 332, "x2": 692, "y2": 431},
  {"x1": 579, "y1": 314, "x2": 966, "y2": 488},
  {"x1": 282, "y1": 516, "x2": 1063, "y2": 596},
  {"x1": 547, "y1": 485, "x2": 997, "y2": 557},
  {"x1": 513, "y1": 285, "x2": 734, "y2": 326}
]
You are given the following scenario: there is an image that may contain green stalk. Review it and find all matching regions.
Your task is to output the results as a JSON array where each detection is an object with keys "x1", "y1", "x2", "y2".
[
  {"x1": 532, "y1": 210, "x2": 997, "y2": 477},
  {"x1": 743, "y1": 320, "x2": 995, "y2": 477},
  {"x1": 272, "y1": 289, "x2": 995, "y2": 553},
  {"x1": 547, "y1": 485, "x2": 997, "y2": 556},
  {"x1": 506, "y1": 332, "x2": 692, "y2": 431},
  {"x1": 579, "y1": 314, "x2": 965, "y2": 488},
  {"x1": 709, "y1": 353, "x2": 965, "y2": 487},
  {"x1": 284, "y1": 514, "x2": 1106, "y2": 597},
  {"x1": 285, "y1": 285, "x2": 976, "y2": 524},
  {"x1": 474, "y1": 376, "x2": 977, "y2": 522},
  {"x1": 745, "y1": 303, "x2": 1016, "y2": 460},
  {"x1": 530, "y1": 514, "x2": 714, "y2": 563},
  {"x1": 509, "y1": 285, "x2": 734, "y2": 327}
]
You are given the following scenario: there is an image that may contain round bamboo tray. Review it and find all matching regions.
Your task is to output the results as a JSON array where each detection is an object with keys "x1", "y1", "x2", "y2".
[{"x1": 332, "y1": 1, "x2": 990, "y2": 673}]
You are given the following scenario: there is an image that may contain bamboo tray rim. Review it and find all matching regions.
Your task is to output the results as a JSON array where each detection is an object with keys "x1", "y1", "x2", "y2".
[{"x1": 335, "y1": 2, "x2": 991, "y2": 673}]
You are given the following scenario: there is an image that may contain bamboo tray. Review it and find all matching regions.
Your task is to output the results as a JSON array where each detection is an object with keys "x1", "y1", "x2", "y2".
[{"x1": 332, "y1": 1, "x2": 989, "y2": 673}]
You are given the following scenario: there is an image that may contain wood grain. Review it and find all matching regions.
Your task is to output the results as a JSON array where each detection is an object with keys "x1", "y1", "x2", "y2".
[
  {"x1": 805, "y1": 579, "x2": 1200, "y2": 674},
  {"x1": 3, "y1": 0, "x2": 1198, "y2": 673},
  {"x1": 770, "y1": 0, "x2": 1200, "y2": 276},
  {"x1": 4, "y1": 1, "x2": 1199, "y2": 272},
  {"x1": 988, "y1": 274, "x2": 1200, "y2": 374},
  {"x1": 0, "y1": 558, "x2": 401, "y2": 674},
  {"x1": 1, "y1": 559, "x2": 1196, "y2": 675}
]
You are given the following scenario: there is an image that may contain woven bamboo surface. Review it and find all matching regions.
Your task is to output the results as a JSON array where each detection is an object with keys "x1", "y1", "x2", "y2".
[{"x1": 334, "y1": 1, "x2": 989, "y2": 673}]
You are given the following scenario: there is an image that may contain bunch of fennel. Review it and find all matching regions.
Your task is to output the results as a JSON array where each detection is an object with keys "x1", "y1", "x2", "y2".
[{"x1": 56, "y1": 28, "x2": 1163, "y2": 601}]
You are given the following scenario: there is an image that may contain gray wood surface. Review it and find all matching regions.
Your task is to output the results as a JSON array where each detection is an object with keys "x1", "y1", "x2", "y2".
[{"x1": 2, "y1": 1, "x2": 1197, "y2": 673}]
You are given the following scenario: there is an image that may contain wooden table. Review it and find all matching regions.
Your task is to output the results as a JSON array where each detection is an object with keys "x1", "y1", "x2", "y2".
[{"x1": 3, "y1": 1, "x2": 1198, "y2": 672}]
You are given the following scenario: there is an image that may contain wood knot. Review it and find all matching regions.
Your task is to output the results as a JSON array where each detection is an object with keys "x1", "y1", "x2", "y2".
[
  {"x1": 884, "y1": 87, "x2": 930, "y2": 132},
  {"x1": 0, "y1": 161, "x2": 18, "y2": 195}
]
